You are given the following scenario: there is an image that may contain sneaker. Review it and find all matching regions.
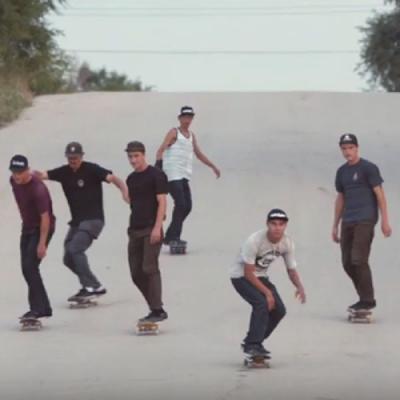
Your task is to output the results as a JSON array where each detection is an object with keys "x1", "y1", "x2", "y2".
[
  {"x1": 37, "y1": 309, "x2": 53, "y2": 318},
  {"x1": 347, "y1": 301, "x2": 361, "y2": 312},
  {"x1": 68, "y1": 288, "x2": 96, "y2": 302},
  {"x1": 20, "y1": 310, "x2": 40, "y2": 320},
  {"x1": 92, "y1": 286, "x2": 107, "y2": 296},
  {"x1": 163, "y1": 238, "x2": 171, "y2": 245},
  {"x1": 140, "y1": 309, "x2": 168, "y2": 323},
  {"x1": 242, "y1": 344, "x2": 264, "y2": 357},
  {"x1": 241, "y1": 342, "x2": 270, "y2": 355},
  {"x1": 359, "y1": 300, "x2": 376, "y2": 310}
]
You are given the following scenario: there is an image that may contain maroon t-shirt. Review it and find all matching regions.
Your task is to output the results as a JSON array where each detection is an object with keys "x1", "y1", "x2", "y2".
[{"x1": 10, "y1": 175, "x2": 56, "y2": 233}]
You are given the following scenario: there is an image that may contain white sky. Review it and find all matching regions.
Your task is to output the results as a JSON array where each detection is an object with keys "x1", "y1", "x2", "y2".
[{"x1": 48, "y1": 0, "x2": 390, "y2": 92}]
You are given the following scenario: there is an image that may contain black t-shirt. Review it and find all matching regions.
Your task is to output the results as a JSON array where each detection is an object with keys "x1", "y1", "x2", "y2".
[
  {"x1": 335, "y1": 158, "x2": 383, "y2": 223},
  {"x1": 48, "y1": 161, "x2": 112, "y2": 226},
  {"x1": 126, "y1": 165, "x2": 168, "y2": 230}
]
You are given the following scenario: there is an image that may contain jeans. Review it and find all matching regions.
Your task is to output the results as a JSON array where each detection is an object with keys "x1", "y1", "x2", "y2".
[
  {"x1": 340, "y1": 221, "x2": 375, "y2": 302},
  {"x1": 63, "y1": 219, "x2": 104, "y2": 289},
  {"x1": 231, "y1": 277, "x2": 286, "y2": 345},
  {"x1": 20, "y1": 229, "x2": 53, "y2": 314},
  {"x1": 165, "y1": 179, "x2": 192, "y2": 241}
]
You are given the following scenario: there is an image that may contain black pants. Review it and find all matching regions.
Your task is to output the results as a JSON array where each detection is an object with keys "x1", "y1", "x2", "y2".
[
  {"x1": 20, "y1": 229, "x2": 53, "y2": 314},
  {"x1": 341, "y1": 221, "x2": 375, "y2": 302},
  {"x1": 231, "y1": 277, "x2": 286, "y2": 345},
  {"x1": 128, "y1": 227, "x2": 163, "y2": 310},
  {"x1": 165, "y1": 179, "x2": 192, "y2": 241}
]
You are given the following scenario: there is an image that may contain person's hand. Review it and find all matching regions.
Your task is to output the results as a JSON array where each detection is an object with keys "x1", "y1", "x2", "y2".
[
  {"x1": 150, "y1": 227, "x2": 162, "y2": 244},
  {"x1": 213, "y1": 167, "x2": 221, "y2": 179},
  {"x1": 295, "y1": 288, "x2": 306, "y2": 304},
  {"x1": 37, "y1": 243, "x2": 47, "y2": 259},
  {"x1": 381, "y1": 220, "x2": 392, "y2": 238},
  {"x1": 332, "y1": 226, "x2": 340, "y2": 243},
  {"x1": 265, "y1": 291, "x2": 276, "y2": 311}
]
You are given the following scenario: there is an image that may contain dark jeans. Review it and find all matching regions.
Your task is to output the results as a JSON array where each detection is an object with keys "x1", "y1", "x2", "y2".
[
  {"x1": 231, "y1": 277, "x2": 286, "y2": 345},
  {"x1": 20, "y1": 229, "x2": 53, "y2": 314},
  {"x1": 128, "y1": 227, "x2": 163, "y2": 310},
  {"x1": 165, "y1": 179, "x2": 192, "y2": 241},
  {"x1": 63, "y1": 219, "x2": 104, "y2": 289},
  {"x1": 341, "y1": 221, "x2": 375, "y2": 302}
]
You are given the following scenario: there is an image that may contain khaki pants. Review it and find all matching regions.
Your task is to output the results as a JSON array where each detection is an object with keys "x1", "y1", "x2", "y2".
[
  {"x1": 340, "y1": 221, "x2": 375, "y2": 302},
  {"x1": 128, "y1": 227, "x2": 163, "y2": 310}
]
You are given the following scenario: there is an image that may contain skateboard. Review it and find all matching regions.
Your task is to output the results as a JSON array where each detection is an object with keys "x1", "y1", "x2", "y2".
[
  {"x1": 169, "y1": 240, "x2": 186, "y2": 255},
  {"x1": 20, "y1": 317, "x2": 42, "y2": 331},
  {"x1": 68, "y1": 298, "x2": 98, "y2": 309},
  {"x1": 243, "y1": 354, "x2": 271, "y2": 369},
  {"x1": 136, "y1": 320, "x2": 159, "y2": 335},
  {"x1": 348, "y1": 309, "x2": 373, "y2": 323}
]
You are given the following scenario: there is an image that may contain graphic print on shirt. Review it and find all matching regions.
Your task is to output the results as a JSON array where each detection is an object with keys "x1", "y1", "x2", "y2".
[
  {"x1": 255, "y1": 249, "x2": 282, "y2": 273},
  {"x1": 77, "y1": 179, "x2": 85, "y2": 188}
]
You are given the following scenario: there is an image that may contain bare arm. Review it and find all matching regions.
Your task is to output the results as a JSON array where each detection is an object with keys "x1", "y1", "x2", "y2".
[
  {"x1": 155, "y1": 129, "x2": 178, "y2": 161},
  {"x1": 192, "y1": 134, "x2": 221, "y2": 178},
  {"x1": 150, "y1": 194, "x2": 167, "y2": 244},
  {"x1": 287, "y1": 269, "x2": 306, "y2": 303},
  {"x1": 106, "y1": 174, "x2": 130, "y2": 204},
  {"x1": 244, "y1": 264, "x2": 275, "y2": 310},
  {"x1": 373, "y1": 185, "x2": 392, "y2": 237},
  {"x1": 332, "y1": 193, "x2": 344, "y2": 243},
  {"x1": 33, "y1": 170, "x2": 49, "y2": 180},
  {"x1": 37, "y1": 212, "x2": 50, "y2": 259}
]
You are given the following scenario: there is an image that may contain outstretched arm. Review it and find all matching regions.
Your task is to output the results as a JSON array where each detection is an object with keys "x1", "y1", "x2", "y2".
[
  {"x1": 373, "y1": 185, "x2": 392, "y2": 237},
  {"x1": 33, "y1": 170, "x2": 49, "y2": 180},
  {"x1": 192, "y1": 134, "x2": 221, "y2": 178},
  {"x1": 106, "y1": 174, "x2": 130, "y2": 204},
  {"x1": 287, "y1": 269, "x2": 306, "y2": 304}
]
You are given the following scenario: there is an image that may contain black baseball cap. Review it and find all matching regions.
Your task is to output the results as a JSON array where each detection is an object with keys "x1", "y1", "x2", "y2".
[
  {"x1": 267, "y1": 208, "x2": 289, "y2": 222},
  {"x1": 339, "y1": 133, "x2": 358, "y2": 146},
  {"x1": 179, "y1": 106, "x2": 195, "y2": 117},
  {"x1": 9, "y1": 155, "x2": 29, "y2": 172},
  {"x1": 125, "y1": 141, "x2": 146, "y2": 153},
  {"x1": 65, "y1": 142, "x2": 84, "y2": 156}
]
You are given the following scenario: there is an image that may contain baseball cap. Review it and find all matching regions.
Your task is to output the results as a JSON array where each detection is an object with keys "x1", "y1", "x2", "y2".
[
  {"x1": 339, "y1": 133, "x2": 358, "y2": 146},
  {"x1": 179, "y1": 106, "x2": 195, "y2": 117},
  {"x1": 125, "y1": 141, "x2": 146, "y2": 153},
  {"x1": 65, "y1": 142, "x2": 84, "y2": 156},
  {"x1": 9, "y1": 155, "x2": 29, "y2": 172},
  {"x1": 267, "y1": 208, "x2": 289, "y2": 222}
]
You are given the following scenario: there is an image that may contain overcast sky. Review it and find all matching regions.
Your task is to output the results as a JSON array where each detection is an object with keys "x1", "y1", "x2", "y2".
[{"x1": 48, "y1": 0, "x2": 390, "y2": 92}]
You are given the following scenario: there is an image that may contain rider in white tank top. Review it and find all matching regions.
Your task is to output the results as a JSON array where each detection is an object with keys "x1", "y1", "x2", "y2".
[{"x1": 163, "y1": 128, "x2": 194, "y2": 182}]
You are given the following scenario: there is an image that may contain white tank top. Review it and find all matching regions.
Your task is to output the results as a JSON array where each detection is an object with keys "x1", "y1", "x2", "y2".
[{"x1": 163, "y1": 128, "x2": 194, "y2": 181}]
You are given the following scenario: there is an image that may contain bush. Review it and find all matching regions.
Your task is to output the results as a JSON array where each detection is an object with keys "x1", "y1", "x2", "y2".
[{"x1": 0, "y1": 78, "x2": 30, "y2": 127}]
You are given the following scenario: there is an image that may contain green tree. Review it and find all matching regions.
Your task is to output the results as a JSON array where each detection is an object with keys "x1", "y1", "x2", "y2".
[
  {"x1": 358, "y1": 0, "x2": 400, "y2": 91},
  {"x1": 78, "y1": 63, "x2": 153, "y2": 92}
]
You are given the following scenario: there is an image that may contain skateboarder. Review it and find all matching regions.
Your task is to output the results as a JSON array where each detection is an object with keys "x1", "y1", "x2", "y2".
[
  {"x1": 155, "y1": 106, "x2": 221, "y2": 246},
  {"x1": 125, "y1": 141, "x2": 169, "y2": 322},
  {"x1": 332, "y1": 133, "x2": 391, "y2": 312},
  {"x1": 9, "y1": 155, "x2": 56, "y2": 320},
  {"x1": 231, "y1": 209, "x2": 306, "y2": 357},
  {"x1": 35, "y1": 142, "x2": 129, "y2": 302}
]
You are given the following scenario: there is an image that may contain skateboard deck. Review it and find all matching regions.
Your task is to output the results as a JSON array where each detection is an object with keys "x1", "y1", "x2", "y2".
[
  {"x1": 136, "y1": 321, "x2": 159, "y2": 335},
  {"x1": 348, "y1": 309, "x2": 372, "y2": 323},
  {"x1": 20, "y1": 317, "x2": 42, "y2": 331},
  {"x1": 243, "y1": 354, "x2": 270, "y2": 369},
  {"x1": 69, "y1": 298, "x2": 98, "y2": 309},
  {"x1": 169, "y1": 241, "x2": 186, "y2": 255}
]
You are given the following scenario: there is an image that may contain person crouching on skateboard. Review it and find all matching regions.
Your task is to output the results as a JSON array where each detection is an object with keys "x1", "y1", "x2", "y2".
[
  {"x1": 125, "y1": 141, "x2": 169, "y2": 322},
  {"x1": 231, "y1": 209, "x2": 306, "y2": 357}
]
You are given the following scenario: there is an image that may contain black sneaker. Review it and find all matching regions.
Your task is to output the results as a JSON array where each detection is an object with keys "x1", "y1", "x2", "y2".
[
  {"x1": 140, "y1": 309, "x2": 168, "y2": 322},
  {"x1": 37, "y1": 309, "x2": 53, "y2": 318},
  {"x1": 68, "y1": 288, "x2": 96, "y2": 302},
  {"x1": 243, "y1": 344, "x2": 264, "y2": 357},
  {"x1": 20, "y1": 310, "x2": 40, "y2": 320},
  {"x1": 241, "y1": 342, "x2": 270, "y2": 355},
  {"x1": 92, "y1": 286, "x2": 107, "y2": 296},
  {"x1": 347, "y1": 301, "x2": 361, "y2": 312},
  {"x1": 359, "y1": 300, "x2": 376, "y2": 310}
]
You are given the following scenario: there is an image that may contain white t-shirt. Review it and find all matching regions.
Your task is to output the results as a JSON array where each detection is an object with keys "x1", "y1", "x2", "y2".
[{"x1": 230, "y1": 229, "x2": 297, "y2": 279}]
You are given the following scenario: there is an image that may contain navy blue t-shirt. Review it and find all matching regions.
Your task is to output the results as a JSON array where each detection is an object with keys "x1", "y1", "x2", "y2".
[{"x1": 335, "y1": 158, "x2": 383, "y2": 223}]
